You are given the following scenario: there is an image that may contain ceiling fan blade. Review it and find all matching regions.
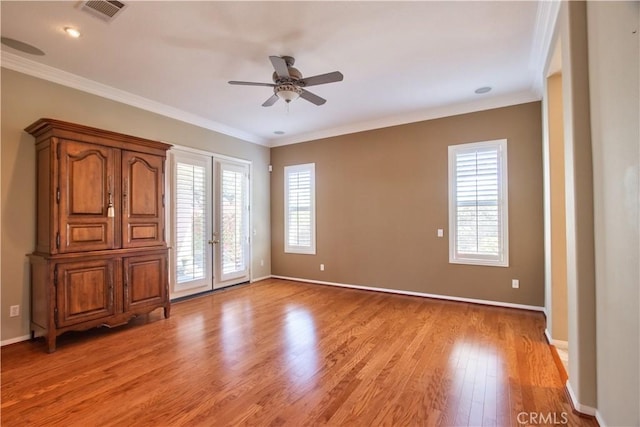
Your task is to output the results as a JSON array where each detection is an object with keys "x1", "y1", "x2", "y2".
[
  {"x1": 262, "y1": 94, "x2": 279, "y2": 107},
  {"x1": 301, "y1": 71, "x2": 344, "y2": 87},
  {"x1": 269, "y1": 56, "x2": 290, "y2": 79},
  {"x1": 300, "y1": 89, "x2": 326, "y2": 106},
  {"x1": 229, "y1": 81, "x2": 275, "y2": 87}
]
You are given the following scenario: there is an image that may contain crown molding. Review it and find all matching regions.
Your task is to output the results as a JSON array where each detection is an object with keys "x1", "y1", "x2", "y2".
[
  {"x1": 1, "y1": 51, "x2": 267, "y2": 146},
  {"x1": 270, "y1": 90, "x2": 541, "y2": 147},
  {"x1": 3, "y1": 33, "x2": 547, "y2": 150},
  {"x1": 528, "y1": 0, "x2": 562, "y2": 96}
]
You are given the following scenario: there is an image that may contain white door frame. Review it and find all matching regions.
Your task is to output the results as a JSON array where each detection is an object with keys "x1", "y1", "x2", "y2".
[{"x1": 167, "y1": 145, "x2": 252, "y2": 300}]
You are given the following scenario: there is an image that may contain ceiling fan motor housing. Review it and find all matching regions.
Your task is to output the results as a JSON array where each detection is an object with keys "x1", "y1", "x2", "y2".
[
  {"x1": 272, "y1": 67, "x2": 302, "y2": 84},
  {"x1": 272, "y1": 64, "x2": 303, "y2": 103}
]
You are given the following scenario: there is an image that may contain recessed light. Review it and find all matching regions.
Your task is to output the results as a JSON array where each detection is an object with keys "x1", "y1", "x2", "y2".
[
  {"x1": 0, "y1": 37, "x2": 45, "y2": 56},
  {"x1": 274, "y1": 131, "x2": 285, "y2": 135},
  {"x1": 64, "y1": 27, "x2": 81, "y2": 38},
  {"x1": 475, "y1": 86, "x2": 492, "y2": 94}
]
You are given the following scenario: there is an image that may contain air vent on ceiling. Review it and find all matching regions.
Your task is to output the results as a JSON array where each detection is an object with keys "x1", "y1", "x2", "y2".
[{"x1": 80, "y1": 0, "x2": 127, "y2": 22}]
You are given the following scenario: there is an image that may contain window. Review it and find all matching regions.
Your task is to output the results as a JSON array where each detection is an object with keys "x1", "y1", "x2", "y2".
[
  {"x1": 285, "y1": 163, "x2": 316, "y2": 254},
  {"x1": 448, "y1": 139, "x2": 508, "y2": 267}
]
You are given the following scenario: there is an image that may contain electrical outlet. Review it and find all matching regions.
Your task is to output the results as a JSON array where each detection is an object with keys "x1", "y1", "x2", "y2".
[
  {"x1": 260, "y1": 259, "x2": 264, "y2": 267},
  {"x1": 320, "y1": 264, "x2": 325, "y2": 271},
  {"x1": 512, "y1": 279, "x2": 520, "y2": 289},
  {"x1": 9, "y1": 305, "x2": 20, "y2": 317},
  {"x1": 437, "y1": 229, "x2": 444, "y2": 237}
]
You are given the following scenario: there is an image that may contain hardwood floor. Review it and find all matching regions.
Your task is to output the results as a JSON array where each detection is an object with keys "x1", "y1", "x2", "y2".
[{"x1": 1, "y1": 279, "x2": 595, "y2": 426}]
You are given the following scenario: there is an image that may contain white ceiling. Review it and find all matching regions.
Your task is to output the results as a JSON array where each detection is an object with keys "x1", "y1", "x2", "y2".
[{"x1": 1, "y1": 1, "x2": 551, "y2": 146}]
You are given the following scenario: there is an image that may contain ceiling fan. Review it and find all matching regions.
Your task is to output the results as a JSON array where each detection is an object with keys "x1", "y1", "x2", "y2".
[{"x1": 229, "y1": 56, "x2": 344, "y2": 107}]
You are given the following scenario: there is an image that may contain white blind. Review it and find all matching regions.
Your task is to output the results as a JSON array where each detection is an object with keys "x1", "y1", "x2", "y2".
[
  {"x1": 221, "y1": 167, "x2": 246, "y2": 276},
  {"x1": 449, "y1": 140, "x2": 508, "y2": 266},
  {"x1": 175, "y1": 162, "x2": 207, "y2": 283},
  {"x1": 285, "y1": 164, "x2": 315, "y2": 254}
]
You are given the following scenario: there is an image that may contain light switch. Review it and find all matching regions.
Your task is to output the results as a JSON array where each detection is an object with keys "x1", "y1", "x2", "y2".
[{"x1": 437, "y1": 229, "x2": 444, "y2": 238}]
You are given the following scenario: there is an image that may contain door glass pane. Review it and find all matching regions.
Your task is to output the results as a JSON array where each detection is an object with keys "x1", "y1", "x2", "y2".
[
  {"x1": 221, "y1": 166, "x2": 246, "y2": 277},
  {"x1": 175, "y1": 162, "x2": 207, "y2": 284}
]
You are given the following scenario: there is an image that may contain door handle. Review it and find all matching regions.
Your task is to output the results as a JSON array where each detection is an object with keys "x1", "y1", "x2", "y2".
[{"x1": 208, "y1": 240, "x2": 220, "y2": 245}]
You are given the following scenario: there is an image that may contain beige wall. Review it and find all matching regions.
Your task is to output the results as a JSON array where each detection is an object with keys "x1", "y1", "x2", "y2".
[
  {"x1": 547, "y1": 73, "x2": 568, "y2": 342},
  {"x1": 271, "y1": 102, "x2": 544, "y2": 307},
  {"x1": 0, "y1": 69, "x2": 271, "y2": 342},
  {"x1": 588, "y1": 1, "x2": 640, "y2": 425}
]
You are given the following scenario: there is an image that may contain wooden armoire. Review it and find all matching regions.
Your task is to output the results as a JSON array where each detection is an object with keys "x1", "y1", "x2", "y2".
[{"x1": 26, "y1": 119, "x2": 172, "y2": 352}]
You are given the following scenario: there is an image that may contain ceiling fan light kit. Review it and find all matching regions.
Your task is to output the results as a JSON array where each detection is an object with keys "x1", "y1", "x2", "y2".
[
  {"x1": 229, "y1": 55, "x2": 344, "y2": 107},
  {"x1": 275, "y1": 84, "x2": 302, "y2": 103}
]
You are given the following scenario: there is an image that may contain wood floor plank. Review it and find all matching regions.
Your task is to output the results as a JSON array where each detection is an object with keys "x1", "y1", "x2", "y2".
[{"x1": 1, "y1": 279, "x2": 597, "y2": 426}]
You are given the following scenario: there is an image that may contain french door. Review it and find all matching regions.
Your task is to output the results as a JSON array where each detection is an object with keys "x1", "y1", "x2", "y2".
[{"x1": 170, "y1": 149, "x2": 250, "y2": 299}]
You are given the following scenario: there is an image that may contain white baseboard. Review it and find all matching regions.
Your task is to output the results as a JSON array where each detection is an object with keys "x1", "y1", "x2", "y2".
[
  {"x1": 565, "y1": 380, "x2": 597, "y2": 416},
  {"x1": 595, "y1": 410, "x2": 607, "y2": 427},
  {"x1": 1, "y1": 334, "x2": 31, "y2": 347},
  {"x1": 0, "y1": 276, "x2": 545, "y2": 345},
  {"x1": 552, "y1": 339, "x2": 568, "y2": 350},
  {"x1": 272, "y1": 275, "x2": 545, "y2": 312},
  {"x1": 544, "y1": 329, "x2": 569, "y2": 349}
]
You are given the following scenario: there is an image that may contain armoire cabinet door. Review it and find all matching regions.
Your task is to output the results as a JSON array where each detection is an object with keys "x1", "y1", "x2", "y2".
[
  {"x1": 123, "y1": 253, "x2": 167, "y2": 312},
  {"x1": 121, "y1": 151, "x2": 165, "y2": 248},
  {"x1": 55, "y1": 259, "x2": 116, "y2": 328},
  {"x1": 58, "y1": 140, "x2": 118, "y2": 253}
]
